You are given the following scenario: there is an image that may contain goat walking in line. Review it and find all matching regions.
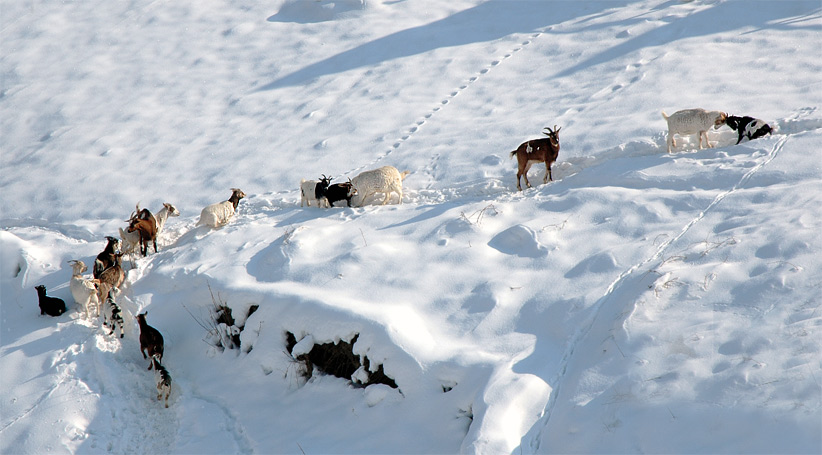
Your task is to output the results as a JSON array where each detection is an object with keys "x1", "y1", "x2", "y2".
[
  {"x1": 137, "y1": 312, "x2": 165, "y2": 370},
  {"x1": 197, "y1": 188, "x2": 246, "y2": 227},
  {"x1": 510, "y1": 125, "x2": 562, "y2": 191},
  {"x1": 151, "y1": 354, "x2": 172, "y2": 408}
]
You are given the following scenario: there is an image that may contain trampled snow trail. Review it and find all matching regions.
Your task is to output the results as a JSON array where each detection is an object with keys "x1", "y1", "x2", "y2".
[
  {"x1": 73, "y1": 328, "x2": 180, "y2": 454},
  {"x1": 525, "y1": 135, "x2": 790, "y2": 451}
]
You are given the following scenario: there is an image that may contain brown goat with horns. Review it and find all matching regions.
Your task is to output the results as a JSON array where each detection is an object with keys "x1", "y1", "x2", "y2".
[{"x1": 510, "y1": 125, "x2": 561, "y2": 191}]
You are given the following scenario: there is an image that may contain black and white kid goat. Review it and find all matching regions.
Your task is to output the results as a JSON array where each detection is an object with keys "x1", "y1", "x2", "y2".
[{"x1": 725, "y1": 115, "x2": 773, "y2": 144}]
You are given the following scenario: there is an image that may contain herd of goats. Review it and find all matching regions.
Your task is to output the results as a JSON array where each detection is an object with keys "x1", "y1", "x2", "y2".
[{"x1": 31, "y1": 107, "x2": 773, "y2": 408}]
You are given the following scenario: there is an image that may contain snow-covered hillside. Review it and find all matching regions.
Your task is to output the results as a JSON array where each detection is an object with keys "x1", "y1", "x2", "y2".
[{"x1": 2, "y1": 1, "x2": 821, "y2": 453}]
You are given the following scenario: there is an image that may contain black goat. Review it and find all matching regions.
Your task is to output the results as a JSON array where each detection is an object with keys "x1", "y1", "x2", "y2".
[
  {"x1": 324, "y1": 179, "x2": 358, "y2": 207},
  {"x1": 93, "y1": 236, "x2": 121, "y2": 279},
  {"x1": 35, "y1": 285, "x2": 66, "y2": 317}
]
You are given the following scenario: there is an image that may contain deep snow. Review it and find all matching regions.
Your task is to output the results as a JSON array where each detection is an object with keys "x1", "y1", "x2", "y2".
[{"x1": 2, "y1": 0, "x2": 821, "y2": 454}]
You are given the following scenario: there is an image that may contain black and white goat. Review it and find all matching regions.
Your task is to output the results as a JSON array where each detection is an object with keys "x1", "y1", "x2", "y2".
[
  {"x1": 324, "y1": 179, "x2": 358, "y2": 207},
  {"x1": 35, "y1": 285, "x2": 66, "y2": 317},
  {"x1": 151, "y1": 354, "x2": 172, "y2": 408},
  {"x1": 725, "y1": 115, "x2": 773, "y2": 144},
  {"x1": 102, "y1": 289, "x2": 125, "y2": 338},
  {"x1": 300, "y1": 175, "x2": 332, "y2": 207}
]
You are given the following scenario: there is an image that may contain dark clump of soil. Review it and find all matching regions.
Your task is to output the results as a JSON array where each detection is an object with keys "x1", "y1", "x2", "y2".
[{"x1": 285, "y1": 331, "x2": 398, "y2": 389}]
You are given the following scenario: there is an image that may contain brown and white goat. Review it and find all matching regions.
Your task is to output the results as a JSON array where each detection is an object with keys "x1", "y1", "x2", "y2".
[
  {"x1": 120, "y1": 203, "x2": 179, "y2": 259},
  {"x1": 127, "y1": 213, "x2": 158, "y2": 257},
  {"x1": 510, "y1": 126, "x2": 561, "y2": 191}
]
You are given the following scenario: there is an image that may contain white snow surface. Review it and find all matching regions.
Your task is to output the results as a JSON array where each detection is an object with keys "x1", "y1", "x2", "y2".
[{"x1": 2, "y1": 0, "x2": 821, "y2": 453}]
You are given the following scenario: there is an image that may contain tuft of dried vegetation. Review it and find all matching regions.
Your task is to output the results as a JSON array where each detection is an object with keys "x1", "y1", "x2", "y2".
[
  {"x1": 183, "y1": 281, "x2": 259, "y2": 352},
  {"x1": 285, "y1": 332, "x2": 398, "y2": 389}
]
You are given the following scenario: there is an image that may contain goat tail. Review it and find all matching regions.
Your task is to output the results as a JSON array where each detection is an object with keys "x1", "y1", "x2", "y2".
[
  {"x1": 400, "y1": 171, "x2": 410, "y2": 181},
  {"x1": 509, "y1": 150, "x2": 518, "y2": 159},
  {"x1": 661, "y1": 111, "x2": 669, "y2": 120}
]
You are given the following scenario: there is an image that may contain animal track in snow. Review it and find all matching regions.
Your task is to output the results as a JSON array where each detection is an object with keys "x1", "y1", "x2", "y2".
[{"x1": 346, "y1": 29, "x2": 548, "y2": 180}]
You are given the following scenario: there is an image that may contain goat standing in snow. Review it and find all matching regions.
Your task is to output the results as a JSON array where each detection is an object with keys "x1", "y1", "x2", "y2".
[
  {"x1": 93, "y1": 236, "x2": 121, "y2": 279},
  {"x1": 102, "y1": 289, "x2": 125, "y2": 338},
  {"x1": 127, "y1": 215, "x2": 158, "y2": 257},
  {"x1": 300, "y1": 175, "x2": 332, "y2": 207},
  {"x1": 725, "y1": 115, "x2": 773, "y2": 144},
  {"x1": 68, "y1": 260, "x2": 100, "y2": 319},
  {"x1": 510, "y1": 125, "x2": 562, "y2": 191},
  {"x1": 324, "y1": 179, "x2": 358, "y2": 207},
  {"x1": 34, "y1": 285, "x2": 66, "y2": 317},
  {"x1": 151, "y1": 354, "x2": 172, "y2": 408},
  {"x1": 351, "y1": 166, "x2": 410, "y2": 206},
  {"x1": 96, "y1": 252, "x2": 125, "y2": 304},
  {"x1": 196, "y1": 188, "x2": 246, "y2": 227},
  {"x1": 120, "y1": 203, "x2": 179, "y2": 260},
  {"x1": 138, "y1": 312, "x2": 165, "y2": 370},
  {"x1": 661, "y1": 108, "x2": 727, "y2": 153}
]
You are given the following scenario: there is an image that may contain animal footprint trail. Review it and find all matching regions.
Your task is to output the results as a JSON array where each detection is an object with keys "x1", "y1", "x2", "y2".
[
  {"x1": 528, "y1": 135, "x2": 792, "y2": 452},
  {"x1": 350, "y1": 29, "x2": 549, "y2": 180}
]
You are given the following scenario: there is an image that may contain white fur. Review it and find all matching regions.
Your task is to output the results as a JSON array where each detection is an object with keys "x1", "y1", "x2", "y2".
[
  {"x1": 300, "y1": 179, "x2": 328, "y2": 207},
  {"x1": 102, "y1": 291, "x2": 124, "y2": 338},
  {"x1": 152, "y1": 354, "x2": 172, "y2": 408},
  {"x1": 351, "y1": 166, "x2": 410, "y2": 206},
  {"x1": 197, "y1": 201, "x2": 235, "y2": 227},
  {"x1": 69, "y1": 260, "x2": 100, "y2": 319},
  {"x1": 661, "y1": 108, "x2": 727, "y2": 153}
]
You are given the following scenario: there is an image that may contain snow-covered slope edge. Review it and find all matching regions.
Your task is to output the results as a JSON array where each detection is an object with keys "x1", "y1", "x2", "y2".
[{"x1": 3, "y1": 122, "x2": 821, "y2": 453}]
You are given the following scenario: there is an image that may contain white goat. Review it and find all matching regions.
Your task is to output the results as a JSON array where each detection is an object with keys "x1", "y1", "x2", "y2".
[
  {"x1": 662, "y1": 108, "x2": 727, "y2": 153},
  {"x1": 197, "y1": 188, "x2": 246, "y2": 228},
  {"x1": 68, "y1": 260, "x2": 100, "y2": 319},
  {"x1": 351, "y1": 166, "x2": 410, "y2": 206},
  {"x1": 120, "y1": 203, "x2": 180, "y2": 260}
]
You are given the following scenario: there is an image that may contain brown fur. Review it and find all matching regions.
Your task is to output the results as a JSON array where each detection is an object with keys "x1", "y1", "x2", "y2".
[
  {"x1": 127, "y1": 217, "x2": 158, "y2": 257},
  {"x1": 510, "y1": 126, "x2": 562, "y2": 191},
  {"x1": 137, "y1": 312, "x2": 164, "y2": 370}
]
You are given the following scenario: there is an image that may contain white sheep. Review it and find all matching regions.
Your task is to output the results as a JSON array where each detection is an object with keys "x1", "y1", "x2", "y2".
[
  {"x1": 119, "y1": 203, "x2": 180, "y2": 258},
  {"x1": 351, "y1": 166, "x2": 410, "y2": 206},
  {"x1": 68, "y1": 260, "x2": 100, "y2": 319},
  {"x1": 661, "y1": 108, "x2": 727, "y2": 153},
  {"x1": 196, "y1": 188, "x2": 246, "y2": 228}
]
